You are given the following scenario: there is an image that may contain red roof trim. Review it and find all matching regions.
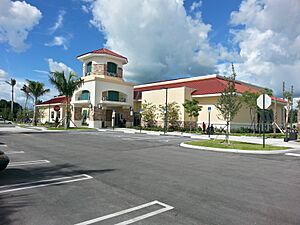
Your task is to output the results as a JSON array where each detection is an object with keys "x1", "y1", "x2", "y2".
[
  {"x1": 77, "y1": 48, "x2": 128, "y2": 61},
  {"x1": 36, "y1": 96, "x2": 70, "y2": 106},
  {"x1": 134, "y1": 76, "x2": 287, "y2": 103}
]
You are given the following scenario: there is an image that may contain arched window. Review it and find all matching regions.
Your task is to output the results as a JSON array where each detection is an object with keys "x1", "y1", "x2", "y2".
[
  {"x1": 86, "y1": 62, "x2": 92, "y2": 75},
  {"x1": 79, "y1": 90, "x2": 90, "y2": 100},
  {"x1": 107, "y1": 62, "x2": 117, "y2": 76},
  {"x1": 108, "y1": 91, "x2": 119, "y2": 101}
]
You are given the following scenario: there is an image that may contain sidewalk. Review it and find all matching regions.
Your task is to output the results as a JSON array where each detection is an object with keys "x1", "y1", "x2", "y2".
[{"x1": 104, "y1": 128, "x2": 300, "y2": 149}]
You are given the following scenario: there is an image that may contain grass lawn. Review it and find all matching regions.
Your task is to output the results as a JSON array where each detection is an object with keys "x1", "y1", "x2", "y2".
[
  {"x1": 47, "y1": 127, "x2": 96, "y2": 130},
  {"x1": 186, "y1": 140, "x2": 289, "y2": 151}
]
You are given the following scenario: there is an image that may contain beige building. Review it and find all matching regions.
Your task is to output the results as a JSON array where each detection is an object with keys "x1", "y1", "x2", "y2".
[
  {"x1": 37, "y1": 48, "x2": 135, "y2": 128},
  {"x1": 134, "y1": 74, "x2": 286, "y2": 131},
  {"x1": 36, "y1": 96, "x2": 67, "y2": 124}
]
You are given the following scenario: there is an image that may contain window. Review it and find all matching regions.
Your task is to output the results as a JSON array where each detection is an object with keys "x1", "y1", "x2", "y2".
[
  {"x1": 108, "y1": 91, "x2": 119, "y2": 101},
  {"x1": 57, "y1": 111, "x2": 60, "y2": 119},
  {"x1": 107, "y1": 62, "x2": 117, "y2": 75},
  {"x1": 79, "y1": 90, "x2": 90, "y2": 100},
  {"x1": 86, "y1": 62, "x2": 92, "y2": 75},
  {"x1": 51, "y1": 111, "x2": 54, "y2": 119}
]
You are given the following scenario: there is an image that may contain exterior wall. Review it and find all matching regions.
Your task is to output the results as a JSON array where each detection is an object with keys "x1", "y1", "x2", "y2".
[
  {"x1": 81, "y1": 56, "x2": 124, "y2": 77},
  {"x1": 194, "y1": 96, "x2": 224, "y2": 128},
  {"x1": 95, "y1": 79, "x2": 134, "y2": 107},
  {"x1": 141, "y1": 87, "x2": 193, "y2": 127},
  {"x1": 36, "y1": 104, "x2": 65, "y2": 124},
  {"x1": 298, "y1": 110, "x2": 300, "y2": 132}
]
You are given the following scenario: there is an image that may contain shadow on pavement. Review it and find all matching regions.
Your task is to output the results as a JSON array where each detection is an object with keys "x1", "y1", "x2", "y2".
[
  {"x1": 0, "y1": 163, "x2": 117, "y2": 186},
  {"x1": 0, "y1": 193, "x2": 31, "y2": 225}
]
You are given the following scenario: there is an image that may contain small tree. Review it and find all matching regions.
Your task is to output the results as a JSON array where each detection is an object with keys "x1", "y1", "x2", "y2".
[
  {"x1": 159, "y1": 102, "x2": 180, "y2": 129},
  {"x1": 183, "y1": 99, "x2": 202, "y2": 132},
  {"x1": 241, "y1": 91, "x2": 259, "y2": 133},
  {"x1": 215, "y1": 64, "x2": 241, "y2": 144},
  {"x1": 141, "y1": 101, "x2": 157, "y2": 127},
  {"x1": 26, "y1": 80, "x2": 50, "y2": 126}
]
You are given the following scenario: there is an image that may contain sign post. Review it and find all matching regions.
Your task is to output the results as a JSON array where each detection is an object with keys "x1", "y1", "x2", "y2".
[
  {"x1": 208, "y1": 106, "x2": 212, "y2": 138},
  {"x1": 112, "y1": 109, "x2": 115, "y2": 130},
  {"x1": 257, "y1": 94, "x2": 272, "y2": 148},
  {"x1": 139, "y1": 108, "x2": 142, "y2": 133}
]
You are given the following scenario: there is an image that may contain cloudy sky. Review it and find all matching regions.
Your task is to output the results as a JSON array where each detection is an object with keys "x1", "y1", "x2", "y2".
[{"x1": 0, "y1": 0, "x2": 299, "y2": 106}]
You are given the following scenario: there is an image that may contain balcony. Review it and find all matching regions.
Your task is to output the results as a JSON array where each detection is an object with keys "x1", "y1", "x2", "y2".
[{"x1": 102, "y1": 96, "x2": 126, "y2": 102}]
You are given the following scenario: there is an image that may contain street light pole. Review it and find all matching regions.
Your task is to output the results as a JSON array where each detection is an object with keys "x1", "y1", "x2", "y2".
[{"x1": 164, "y1": 88, "x2": 168, "y2": 135}]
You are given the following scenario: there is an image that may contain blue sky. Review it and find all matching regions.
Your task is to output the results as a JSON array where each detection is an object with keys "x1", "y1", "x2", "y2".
[{"x1": 0, "y1": 0, "x2": 299, "y2": 104}]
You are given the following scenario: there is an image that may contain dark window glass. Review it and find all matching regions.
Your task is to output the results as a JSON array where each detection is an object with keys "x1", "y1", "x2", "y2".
[
  {"x1": 86, "y1": 62, "x2": 92, "y2": 74},
  {"x1": 107, "y1": 62, "x2": 117, "y2": 75},
  {"x1": 108, "y1": 91, "x2": 119, "y2": 101},
  {"x1": 80, "y1": 90, "x2": 90, "y2": 100}
]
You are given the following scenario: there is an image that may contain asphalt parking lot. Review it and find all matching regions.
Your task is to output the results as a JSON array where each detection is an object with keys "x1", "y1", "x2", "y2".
[{"x1": 0, "y1": 130, "x2": 300, "y2": 225}]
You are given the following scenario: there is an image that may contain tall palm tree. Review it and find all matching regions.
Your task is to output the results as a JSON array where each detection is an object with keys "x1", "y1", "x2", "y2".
[
  {"x1": 21, "y1": 84, "x2": 31, "y2": 110},
  {"x1": 5, "y1": 78, "x2": 16, "y2": 116},
  {"x1": 26, "y1": 80, "x2": 50, "y2": 126},
  {"x1": 49, "y1": 71, "x2": 83, "y2": 128}
]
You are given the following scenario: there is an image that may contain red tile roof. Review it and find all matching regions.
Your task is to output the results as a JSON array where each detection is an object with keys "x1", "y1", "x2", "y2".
[
  {"x1": 77, "y1": 48, "x2": 128, "y2": 61},
  {"x1": 36, "y1": 96, "x2": 70, "y2": 106},
  {"x1": 134, "y1": 76, "x2": 286, "y2": 103}
]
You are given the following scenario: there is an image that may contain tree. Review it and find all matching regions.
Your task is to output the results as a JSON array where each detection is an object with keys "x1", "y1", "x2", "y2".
[
  {"x1": 0, "y1": 99, "x2": 22, "y2": 119},
  {"x1": 159, "y1": 102, "x2": 180, "y2": 129},
  {"x1": 283, "y1": 91, "x2": 292, "y2": 129},
  {"x1": 49, "y1": 71, "x2": 83, "y2": 128},
  {"x1": 141, "y1": 101, "x2": 157, "y2": 127},
  {"x1": 241, "y1": 91, "x2": 259, "y2": 133},
  {"x1": 183, "y1": 99, "x2": 202, "y2": 132},
  {"x1": 5, "y1": 78, "x2": 16, "y2": 116},
  {"x1": 21, "y1": 84, "x2": 32, "y2": 110},
  {"x1": 26, "y1": 80, "x2": 50, "y2": 126},
  {"x1": 215, "y1": 64, "x2": 241, "y2": 144}
]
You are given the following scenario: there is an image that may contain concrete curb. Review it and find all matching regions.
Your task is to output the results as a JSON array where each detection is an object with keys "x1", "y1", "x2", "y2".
[{"x1": 180, "y1": 142, "x2": 297, "y2": 155}]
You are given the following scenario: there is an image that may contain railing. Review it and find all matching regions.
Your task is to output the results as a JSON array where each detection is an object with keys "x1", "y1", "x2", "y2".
[
  {"x1": 102, "y1": 96, "x2": 126, "y2": 102},
  {"x1": 77, "y1": 96, "x2": 90, "y2": 101}
]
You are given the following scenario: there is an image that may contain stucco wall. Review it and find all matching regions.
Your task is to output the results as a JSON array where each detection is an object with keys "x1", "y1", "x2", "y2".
[
  {"x1": 37, "y1": 105, "x2": 65, "y2": 124},
  {"x1": 141, "y1": 86, "x2": 193, "y2": 126}
]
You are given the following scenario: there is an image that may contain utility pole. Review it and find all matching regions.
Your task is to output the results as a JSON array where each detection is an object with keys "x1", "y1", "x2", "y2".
[
  {"x1": 5, "y1": 78, "x2": 16, "y2": 116},
  {"x1": 290, "y1": 85, "x2": 294, "y2": 132}
]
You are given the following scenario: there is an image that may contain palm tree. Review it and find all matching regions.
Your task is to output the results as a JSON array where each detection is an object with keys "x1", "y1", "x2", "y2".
[
  {"x1": 49, "y1": 71, "x2": 83, "y2": 128},
  {"x1": 26, "y1": 80, "x2": 50, "y2": 126},
  {"x1": 5, "y1": 78, "x2": 16, "y2": 116},
  {"x1": 21, "y1": 84, "x2": 31, "y2": 110}
]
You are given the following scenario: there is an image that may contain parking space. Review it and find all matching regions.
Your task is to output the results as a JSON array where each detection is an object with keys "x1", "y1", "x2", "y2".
[{"x1": 0, "y1": 130, "x2": 300, "y2": 225}]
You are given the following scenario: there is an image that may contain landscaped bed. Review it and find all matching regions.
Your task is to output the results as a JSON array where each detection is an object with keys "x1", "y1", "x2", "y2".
[{"x1": 186, "y1": 140, "x2": 289, "y2": 151}]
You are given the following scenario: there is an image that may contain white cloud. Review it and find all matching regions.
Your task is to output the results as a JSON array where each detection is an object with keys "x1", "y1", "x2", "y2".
[
  {"x1": 45, "y1": 36, "x2": 68, "y2": 50},
  {"x1": 33, "y1": 70, "x2": 49, "y2": 75},
  {"x1": 0, "y1": 69, "x2": 8, "y2": 79},
  {"x1": 81, "y1": 5, "x2": 89, "y2": 13},
  {"x1": 190, "y1": 1, "x2": 202, "y2": 12},
  {"x1": 47, "y1": 58, "x2": 74, "y2": 75},
  {"x1": 88, "y1": 0, "x2": 225, "y2": 83},
  {"x1": 0, "y1": 0, "x2": 42, "y2": 52},
  {"x1": 225, "y1": 0, "x2": 300, "y2": 97},
  {"x1": 49, "y1": 10, "x2": 66, "y2": 33}
]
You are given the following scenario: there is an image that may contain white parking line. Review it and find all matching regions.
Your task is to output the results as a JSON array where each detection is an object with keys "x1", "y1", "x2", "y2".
[
  {"x1": 4, "y1": 151, "x2": 25, "y2": 154},
  {"x1": 0, "y1": 174, "x2": 93, "y2": 194},
  {"x1": 74, "y1": 200, "x2": 174, "y2": 225},
  {"x1": 285, "y1": 153, "x2": 300, "y2": 157},
  {"x1": 8, "y1": 160, "x2": 50, "y2": 167}
]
